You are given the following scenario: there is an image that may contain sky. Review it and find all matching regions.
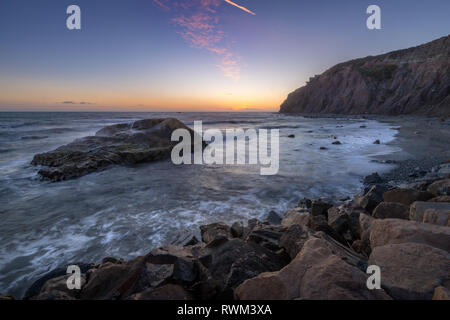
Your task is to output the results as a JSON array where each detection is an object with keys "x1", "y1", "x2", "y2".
[{"x1": 0, "y1": 0, "x2": 449, "y2": 112}]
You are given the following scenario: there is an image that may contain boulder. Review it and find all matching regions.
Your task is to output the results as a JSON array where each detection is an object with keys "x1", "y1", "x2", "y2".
[
  {"x1": 198, "y1": 238, "x2": 285, "y2": 299},
  {"x1": 281, "y1": 208, "x2": 311, "y2": 228},
  {"x1": 327, "y1": 206, "x2": 349, "y2": 235},
  {"x1": 81, "y1": 257, "x2": 147, "y2": 300},
  {"x1": 423, "y1": 209, "x2": 450, "y2": 226},
  {"x1": 234, "y1": 238, "x2": 391, "y2": 300},
  {"x1": 410, "y1": 201, "x2": 450, "y2": 222},
  {"x1": 372, "y1": 202, "x2": 409, "y2": 220},
  {"x1": 279, "y1": 224, "x2": 313, "y2": 259},
  {"x1": 230, "y1": 221, "x2": 244, "y2": 238},
  {"x1": 311, "y1": 200, "x2": 333, "y2": 218},
  {"x1": 369, "y1": 243, "x2": 450, "y2": 300},
  {"x1": 0, "y1": 294, "x2": 14, "y2": 300},
  {"x1": 328, "y1": 204, "x2": 366, "y2": 240},
  {"x1": 315, "y1": 232, "x2": 368, "y2": 271},
  {"x1": 172, "y1": 258, "x2": 197, "y2": 283},
  {"x1": 427, "y1": 179, "x2": 450, "y2": 196},
  {"x1": 30, "y1": 273, "x2": 86, "y2": 300},
  {"x1": 146, "y1": 245, "x2": 197, "y2": 265},
  {"x1": 246, "y1": 224, "x2": 286, "y2": 252},
  {"x1": 169, "y1": 232, "x2": 199, "y2": 247},
  {"x1": 31, "y1": 118, "x2": 203, "y2": 181},
  {"x1": 359, "y1": 213, "x2": 374, "y2": 238},
  {"x1": 352, "y1": 240, "x2": 370, "y2": 257},
  {"x1": 200, "y1": 223, "x2": 231, "y2": 244},
  {"x1": 354, "y1": 185, "x2": 385, "y2": 213},
  {"x1": 265, "y1": 211, "x2": 282, "y2": 225},
  {"x1": 433, "y1": 286, "x2": 450, "y2": 300},
  {"x1": 356, "y1": 213, "x2": 375, "y2": 257},
  {"x1": 382, "y1": 188, "x2": 434, "y2": 206},
  {"x1": 283, "y1": 210, "x2": 348, "y2": 246},
  {"x1": 23, "y1": 262, "x2": 94, "y2": 299},
  {"x1": 369, "y1": 218, "x2": 450, "y2": 252}
]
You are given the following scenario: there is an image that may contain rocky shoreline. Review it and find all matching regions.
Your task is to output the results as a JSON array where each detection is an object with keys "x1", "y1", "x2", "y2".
[
  {"x1": 1, "y1": 159, "x2": 448, "y2": 300},
  {"x1": 1, "y1": 116, "x2": 449, "y2": 300}
]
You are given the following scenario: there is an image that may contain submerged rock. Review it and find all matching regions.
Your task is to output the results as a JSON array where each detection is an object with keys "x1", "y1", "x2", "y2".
[{"x1": 31, "y1": 118, "x2": 203, "y2": 181}]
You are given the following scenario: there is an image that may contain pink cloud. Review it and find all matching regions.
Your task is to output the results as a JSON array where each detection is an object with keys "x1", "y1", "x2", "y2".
[{"x1": 153, "y1": 0, "x2": 243, "y2": 79}]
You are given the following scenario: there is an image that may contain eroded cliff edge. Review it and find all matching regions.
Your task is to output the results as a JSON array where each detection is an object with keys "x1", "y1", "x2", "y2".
[{"x1": 280, "y1": 35, "x2": 450, "y2": 116}]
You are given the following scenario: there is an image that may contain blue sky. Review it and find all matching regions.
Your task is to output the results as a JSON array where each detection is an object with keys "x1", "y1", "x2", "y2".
[{"x1": 0, "y1": 0, "x2": 449, "y2": 111}]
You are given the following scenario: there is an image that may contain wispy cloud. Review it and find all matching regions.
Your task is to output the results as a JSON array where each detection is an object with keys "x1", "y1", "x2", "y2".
[
  {"x1": 153, "y1": 0, "x2": 254, "y2": 79},
  {"x1": 224, "y1": 0, "x2": 255, "y2": 15}
]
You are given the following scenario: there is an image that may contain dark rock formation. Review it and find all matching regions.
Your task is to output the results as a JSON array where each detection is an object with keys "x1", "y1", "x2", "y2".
[
  {"x1": 31, "y1": 118, "x2": 203, "y2": 181},
  {"x1": 280, "y1": 35, "x2": 450, "y2": 116}
]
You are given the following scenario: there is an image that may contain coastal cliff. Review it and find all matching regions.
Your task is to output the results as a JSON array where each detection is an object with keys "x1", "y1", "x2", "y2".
[{"x1": 280, "y1": 35, "x2": 450, "y2": 116}]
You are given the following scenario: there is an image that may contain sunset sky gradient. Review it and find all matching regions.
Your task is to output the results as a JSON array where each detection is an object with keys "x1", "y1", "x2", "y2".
[{"x1": 0, "y1": 0, "x2": 449, "y2": 111}]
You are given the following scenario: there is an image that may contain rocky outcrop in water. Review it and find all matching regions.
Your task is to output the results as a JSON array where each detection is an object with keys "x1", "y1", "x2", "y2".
[
  {"x1": 280, "y1": 35, "x2": 450, "y2": 116},
  {"x1": 31, "y1": 118, "x2": 202, "y2": 181}
]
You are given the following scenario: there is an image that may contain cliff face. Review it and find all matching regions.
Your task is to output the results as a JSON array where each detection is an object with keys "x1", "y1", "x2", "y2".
[{"x1": 280, "y1": 35, "x2": 450, "y2": 116}]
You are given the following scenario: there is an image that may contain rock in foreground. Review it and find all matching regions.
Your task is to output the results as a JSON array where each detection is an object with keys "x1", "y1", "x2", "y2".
[{"x1": 31, "y1": 118, "x2": 202, "y2": 181}]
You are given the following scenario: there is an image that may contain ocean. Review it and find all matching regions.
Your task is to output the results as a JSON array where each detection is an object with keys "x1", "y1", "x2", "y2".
[{"x1": 0, "y1": 112, "x2": 400, "y2": 298}]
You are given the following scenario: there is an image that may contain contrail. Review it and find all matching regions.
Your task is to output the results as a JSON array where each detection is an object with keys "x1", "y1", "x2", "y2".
[{"x1": 224, "y1": 0, "x2": 256, "y2": 15}]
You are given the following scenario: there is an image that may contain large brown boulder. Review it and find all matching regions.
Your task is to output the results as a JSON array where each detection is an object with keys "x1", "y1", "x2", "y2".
[
  {"x1": 382, "y1": 189, "x2": 434, "y2": 206},
  {"x1": 372, "y1": 202, "x2": 409, "y2": 220},
  {"x1": 31, "y1": 118, "x2": 203, "y2": 181},
  {"x1": 369, "y1": 243, "x2": 450, "y2": 300},
  {"x1": 81, "y1": 258, "x2": 146, "y2": 300},
  {"x1": 279, "y1": 224, "x2": 313, "y2": 259},
  {"x1": 369, "y1": 218, "x2": 450, "y2": 252},
  {"x1": 409, "y1": 201, "x2": 450, "y2": 222},
  {"x1": 200, "y1": 223, "x2": 231, "y2": 244},
  {"x1": 234, "y1": 238, "x2": 390, "y2": 300},
  {"x1": 281, "y1": 207, "x2": 311, "y2": 228}
]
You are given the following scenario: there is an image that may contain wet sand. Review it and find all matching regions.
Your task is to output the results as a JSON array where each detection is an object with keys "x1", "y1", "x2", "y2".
[{"x1": 375, "y1": 116, "x2": 450, "y2": 182}]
